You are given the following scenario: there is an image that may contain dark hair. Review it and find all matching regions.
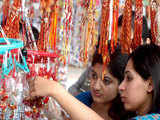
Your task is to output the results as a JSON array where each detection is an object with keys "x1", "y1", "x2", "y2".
[
  {"x1": 92, "y1": 48, "x2": 128, "y2": 82},
  {"x1": 91, "y1": 50, "x2": 103, "y2": 66},
  {"x1": 91, "y1": 49, "x2": 130, "y2": 120},
  {"x1": 118, "y1": 11, "x2": 149, "y2": 42},
  {"x1": 129, "y1": 44, "x2": 160, "y2": 113},
  {"x1": 107, "y1": 50, "x2": 130, "y2": 120}
]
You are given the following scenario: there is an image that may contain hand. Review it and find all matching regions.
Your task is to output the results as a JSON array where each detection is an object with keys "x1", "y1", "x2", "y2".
[{"x1": 29, "y1": 76, "x2": 64, "y2": 98}]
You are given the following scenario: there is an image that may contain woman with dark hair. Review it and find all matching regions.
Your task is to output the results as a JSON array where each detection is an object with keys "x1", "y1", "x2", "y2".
[
  {"x1": 29, "y1": 44, "x2": 160, "y2": 120},
  {"x1": 76, "y1": 49, "x2": 129, "y2": 120},
  {"x1": 119, "y1": 44, "x2": 160, "y2": 119},
  {"x1": 29, "y1": 48, "x2": 131, "y2": 120}
]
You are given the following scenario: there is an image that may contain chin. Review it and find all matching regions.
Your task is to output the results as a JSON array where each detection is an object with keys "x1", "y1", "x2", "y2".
[
  {"x1": 92, "y1": 97, "x2": 105, "y2": 104},
  {"x1": 124, "y1": 104, "x2": 136, "y2": 112},
  {"x1": 124, "y1": 104, "x2": 132, "y2": 111}
]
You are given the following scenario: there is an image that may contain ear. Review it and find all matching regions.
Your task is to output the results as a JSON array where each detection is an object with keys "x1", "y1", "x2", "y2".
[{"x1": 146, "y1": 77, "x2": 153, "y2": 93}]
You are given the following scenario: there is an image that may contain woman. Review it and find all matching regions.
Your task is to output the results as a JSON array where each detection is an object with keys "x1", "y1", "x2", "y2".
[
  {"x1": 119, "y1": 44, "x2": 160, "y2": 119},
  {"x1": 29, "y1": 49, "x2": 130, "y2": 120},
  {"x1": 76, "y1": 49, "x2": 130, "y2": 120}
]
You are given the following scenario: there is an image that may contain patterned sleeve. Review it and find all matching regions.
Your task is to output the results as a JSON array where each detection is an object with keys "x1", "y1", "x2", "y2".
[{"x1": 130, "y1": 113, "x2": 160, "y2": 120}]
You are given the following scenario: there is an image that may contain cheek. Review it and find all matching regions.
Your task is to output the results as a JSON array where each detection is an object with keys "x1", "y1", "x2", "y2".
[
  {"x1": 90, "y1": 81, "x2": 95, "y2": 89},
  {"x1": 125, "y1": 82, "x2": 148, "y2": 110},
  {"x1": 103, "y1": 85, "x2": 118, "y2": 101}
]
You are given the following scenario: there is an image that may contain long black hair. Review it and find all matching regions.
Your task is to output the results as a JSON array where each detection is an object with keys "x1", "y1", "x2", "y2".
[{"x1": 129, "y1": 44, "x2": 160, "y2": 113}]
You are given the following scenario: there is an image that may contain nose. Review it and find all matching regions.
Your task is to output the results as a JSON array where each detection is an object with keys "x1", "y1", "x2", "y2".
[
  {"x1": 94, "y1": 79, "x2": 101, "y2": 90},
  {"x1": 119, "y1": 80, "x2": 126, "y2": 92}
]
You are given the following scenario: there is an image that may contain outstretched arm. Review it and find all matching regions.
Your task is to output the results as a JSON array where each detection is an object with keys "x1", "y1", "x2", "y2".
[{"x1": 29, "y1": 77, "x2": 103, "y2": 120}]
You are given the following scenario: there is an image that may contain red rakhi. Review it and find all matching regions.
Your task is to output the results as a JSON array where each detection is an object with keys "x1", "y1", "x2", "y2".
[
  {"x1": 0, "y1": 0, "x2": 21, "y2": 39},
  {"x1": 23, "y1": 50, "x2": 59, "y2": 119},
  {"x1": 2, "y1": 0, "x2": 10, "y2": 25},
  {"x1": 120, "y1": 0, "x2": 132, "y2": 54},
  {"x1": 99, "y1": 0, "x2": 110, "y2": 64},
  {"x1": 150, "y1": 4, "x2": 157, "y2": 43},
  {"x1": 111, "y1": 0, "x2": 119, "y2": 53},
  {"x1": 132, "y1": 0, "x2": 143, "y2": 50},
  {"x1": 26, "y1": 49, "x2": 59, "y2": 80}
]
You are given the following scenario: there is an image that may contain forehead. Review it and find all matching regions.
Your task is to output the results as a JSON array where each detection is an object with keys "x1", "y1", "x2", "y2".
[
  {"x1": 92, "y1": 63, "x2": 107, "y2": 74},
  {"x1": 92, "y1": 63, "x2": 118, "y2": 81},
  {"x1": 125, "y1": 59, "x2": 134, "y2": 71}
]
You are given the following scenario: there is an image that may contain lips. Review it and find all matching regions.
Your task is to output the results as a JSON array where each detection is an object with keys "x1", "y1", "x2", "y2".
[
  {"x1": 92, "y1": 90, "x2": 102, "y2": 97},
  {"x1": 120, "y1": 96, "x2": 127, "y2": 103}
]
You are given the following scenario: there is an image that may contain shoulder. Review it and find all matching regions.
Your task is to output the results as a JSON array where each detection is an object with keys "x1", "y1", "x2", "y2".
[
  {"x1": 75, "y1": 91, "x2": 93, "y2": 107},
  {"x1": 130, "y1": 113, "x2": 160, "y2": 120}
]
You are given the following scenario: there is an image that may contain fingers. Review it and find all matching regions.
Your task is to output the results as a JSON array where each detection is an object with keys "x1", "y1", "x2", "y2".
[
  {"x1": 28, "y1": 82, "x2": 35, "y2": 97},
  {"x1": 28, "y1": 76, "x2": 45, "y2": 97},
  {"x1": 28, "y1": 78, "x2": 35, "y2": 92},
  {"x1": 30, "y1": 91, "x2": 36, "y2": 97},
  {"x1": 28, "y1": 77, "x2": 40, "y2": 97}
]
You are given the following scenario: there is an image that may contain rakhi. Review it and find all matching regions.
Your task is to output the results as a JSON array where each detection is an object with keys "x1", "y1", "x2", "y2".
[
  {"x1": 84, "y1": 0, "x2": 94, "y2": 63},
  {"x1": 150, "y1": 0, "x2": 157, "y2": 43},
  {"x1": 0, "y1": 37, "x2": 28, "y2": 119},
  {"x1": 0, "y1": 0, "x2": 21, "y2": 39},
  {"x1": 23, "y1": 50, "x2": 59, "y2": 119},
  {"x1": 61, "y1": 0, "x2": 73, "y2": 65},
  {"x1": 132, "y1": 0, "x2": 143, "y2": 50},
  {"x1": 110, "y1": 0, "x2": 119, "y2": 53},
  {"x1": 37, "y1": 14, "x2": 46, "y2": 51},
  {"x1": 2, "y1": 0, "x2": 10, "y2": 25},
  {"x1": 156, "y1": 7, "x2": 160, "y2": 42},
  {"x1": 120, "y1": 0, "x2": 132, "y2": 54},
  {"x1": 99, "y1": 0, "x2": 110, "y2": 64},
  {"x1": 49, "y1": 6, "x2": 57, "y2": 51},
  {"x1": 38, "y1": 0, "x2": 55, "y2": 51},
  {"x1": 79, "y1": 0, "x2": 89, "y2": 63}
]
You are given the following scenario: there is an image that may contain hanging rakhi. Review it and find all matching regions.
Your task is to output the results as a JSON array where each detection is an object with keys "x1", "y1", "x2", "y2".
[
  {"x1": 120, "y1": 0, "x2": 132, "y2": 54},
  {"x1": 99, "y1": 0, "x2": 110, "y2": 64},
  {"x1": 79, "y1": 0, "x2": 89, "y2": 63},
  {"x1": 86, "y1": 0, "x2": 98, "y2": 64},
  {"x1": 0, "y1": 37, "x2": 28, "y2": 119},
  {"x1": 79, "y1": 0, "x2": 98, "y2": 64},
  {"x1": 0, "y1": 0, "x2": 21, "y2": 39},
  {"x1": 150, "y1": 0, "x2": 157, "y2": 43},
  {"x1": 92, "y1": 0, "x2": 101, "y2": 48},
  {"x1": 110, "y1": 0, "x2": 119, "y2": 53},
  {"x1": 2, "y1": 0, "x2": 10, "y2": 25},
  {"x1": 49, "y1": 6, "x2": 57, "y2": 51},
  {"x1": 23, "y1": 50, "x2": 58, "y2": 119},
  {"x1": 83, "y1": 0, "x2": 95, "y2": 64},
  {"x1": 38, "y1": 0, "x2": 55, "y2": 51},
  {"x1": 37, "y1": 13, "x2": 48, "y2": 51},
  {"x1": 156, "y1": 6, "x2": 160, "y2": 43},
  {"x1": 132, "y1": 0, "x2": 143, "y2": 49},
  {"x1": 61, "y1": 0, "x2": 73, "y2": 65}
]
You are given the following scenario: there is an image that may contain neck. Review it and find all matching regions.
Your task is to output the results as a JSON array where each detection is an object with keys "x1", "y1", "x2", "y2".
[
  {"x1": 91, "y1": 102, "x2": 112, "y2": 120},
  {"x1": 136, "y1": 95, "x2": 152, "y2": 116}
]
